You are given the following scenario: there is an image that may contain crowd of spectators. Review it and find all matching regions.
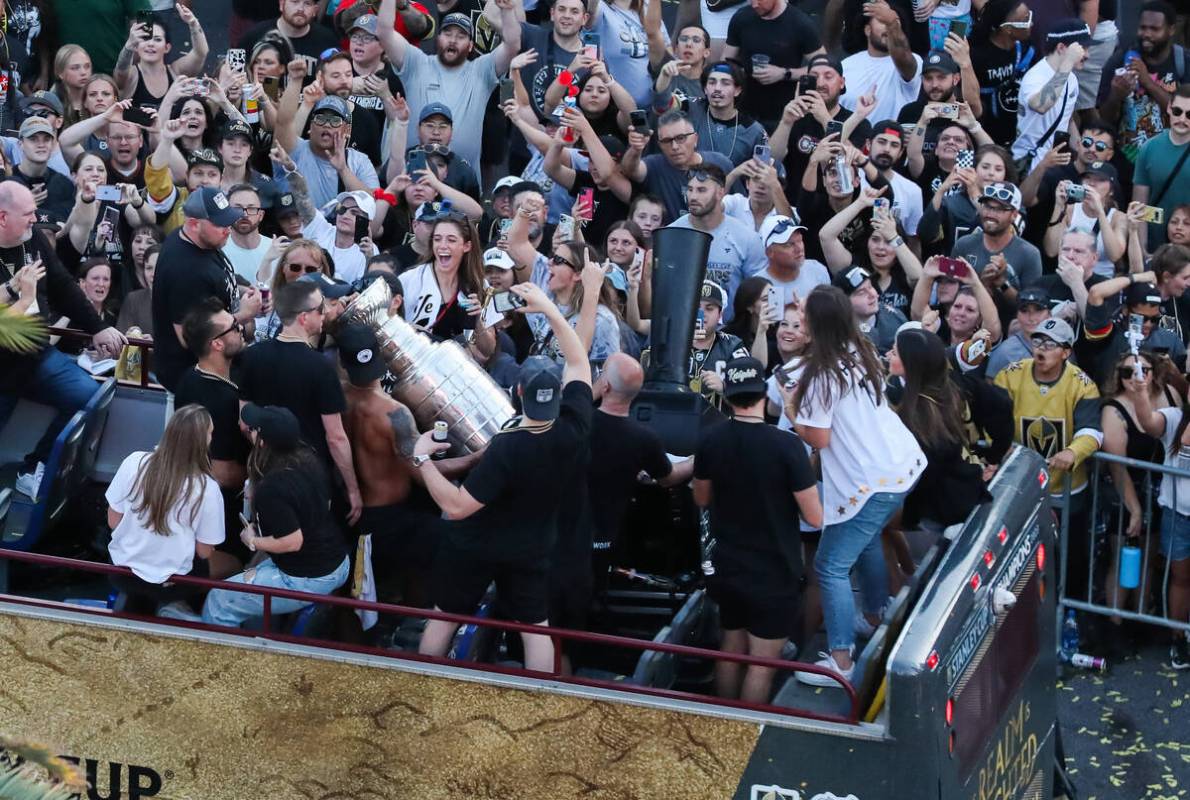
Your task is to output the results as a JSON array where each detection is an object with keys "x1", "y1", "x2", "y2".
[{"x1": 1, "y1": 0, "x2": 1189, "y2": 692}]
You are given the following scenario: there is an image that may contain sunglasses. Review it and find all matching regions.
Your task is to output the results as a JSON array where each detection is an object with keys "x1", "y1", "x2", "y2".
[
  {"x1": 1117, "y1": 366, "x2": 1148, "y2": 380},
  {"x1": 299, "y1": 302, "x2": 326, "y2": 315},
  {"x1": 214, "y1": 320, "x2": 244, "y2": 340},
  {"x1": 1000, "y1": 9, "x2": 1033, "y2": 29},
  {"x1": 1171, "y1": 106, "x2": 1190, "y2": 118},
  {"x1": 312, "y1": 113, "x2": 345, "y2": 128},
  {"x1": 1081, "y1": 137, "x2": 1110, "y2": 152},
  {"x1": 285, "y1": 263, "x2": 321, "y2": 274},
  {"x1": 1132, "y1": 311, "x2": 1161, "y2": 323},
  {"x1": 549, "y1": 254, "x2": 578, "y2": 270},
  {"x1": 419, "y1": 142, "x2": 451, "y2": 157}
]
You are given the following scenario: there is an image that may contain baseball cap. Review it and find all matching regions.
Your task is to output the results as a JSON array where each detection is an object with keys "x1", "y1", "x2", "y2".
[
  {"x1": 979, "y1": 181, "x2": 1023, "y2": 212},
  {"x1": 722, "y1": 356, "x2": 766, "y2": 399},
  {"x1": 1126, "y1": 281, "x2": 1162, "y2": 307},
  {"x1": 483, "y1": 247, "x2": 515, "y2": 271},
  {"x1": 1084, "y1": 160, "x2": 1119, "y2": 183},
  {"x1": 834, "y1": 265, "x2": 872, "y2": 295},
  {"x1": 334, "y1": 189, "x2": 376, "y2": 221},
  {"x1": 18, "y1": 116, "x2": 54, "y2": 139},
  {"x1": 337, "y1": 323, "x2": 387, "y2": 385},
  {"x1": 760, "y1": 214, "x2": 806, "y2": 248},
  {"x1": 348, "y1": 13, "x2": 379, "y2": 36},
  {"x1": 492, "y1": 176, "x2": 520, "y2": 195},
  {"x1": 1033, "y1": 317, "x2": 1075, "y2": 347},
  {"x1": 598, "y1": 134, "x2": 627, "y2": 161},
  {"x1": 241, "y1": 404, "x2": 302, "y2": 450},
  {"x1": 182, "y1": 187, "x2": 244, "y2": 226},
  {"x1": 298, "y1": 272, "x2": 355, "y2": 299},
  {"x1": 922, "y1": 50, "x2": 959, "y2": 75},
  {"x1": 312, "y1": 95, "x2": 351, "y2": 120},
  {"x1": 1017, "y1": 286, "x2": 1050, "y2": 310},
  {"x1": 21, "y1": 91, "x2": 64, "y2": 116},
  {"x1": 518, "y1": 355, "x2": 563, "y2": 420},
  {"x1": 414, "y1": 201, "x2": 443, "y2": 222},
  {"x1": 440, "y1": 12, "x2": 473, "y2": 37},
  {"x1": 221, "y1": 119, "x2": 253, "y2": 142},
  {"x1": 418, "y1": 102, "x2": 454, "y2": 124},
  {"x1": 187, "y1": 148, "x2": 224, "y2": 171},
  {"x1": 700, "y1": 280, "x2": 726, "y2": 308},
  {"x1": 805, "y1": 54, "x2": 844, "y2": 75},
  {"x1": 1047, "y1": 17, "x2": 1092, "y2": 48},
  {"x1": 274, "y1": 192, "x2": 299, "y2": 217},
  {"x1": 605, "y1": 266, "x2": 628, "y2": 293}
]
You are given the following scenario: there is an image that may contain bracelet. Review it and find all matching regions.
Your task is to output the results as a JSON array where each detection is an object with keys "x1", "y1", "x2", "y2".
[
  {"x1": 373, "y1": 188, "x2": 398, "y2": 205},
  {"x1": 4, "y1": 282, "x2": 18, "y2": 301},
  {"x1": 81, "y1": 196, "x2": 95, "y2": 204},
  {"x1": 1047, "y1": 217, "x2": 1063, "y2": 227},
  {"x1": 890, "y1": 235, "x2": 905, "y2": 249},
  {"x1": 131, "y1": 200, "x2": 144, "y2": 209}
]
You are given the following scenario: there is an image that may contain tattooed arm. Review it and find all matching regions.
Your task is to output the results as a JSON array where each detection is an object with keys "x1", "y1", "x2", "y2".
[
  {"x1": 390, "y1": 405, "x2": 483, "y2": 480},
  {"x1": 1028, "y1": 46, "x2": 1082, "y2": 113}
]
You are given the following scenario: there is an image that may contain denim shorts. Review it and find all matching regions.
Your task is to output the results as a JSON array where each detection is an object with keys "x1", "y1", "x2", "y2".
[{"x1": 1159, "y1": 509, "x2": 1190, "y2": 562}]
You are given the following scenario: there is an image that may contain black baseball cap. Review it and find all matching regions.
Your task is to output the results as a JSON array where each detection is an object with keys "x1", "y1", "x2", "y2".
[
  {"x1": 700, "y1": 280, "x2": 726, "y2": 308},
  {"x1": 1018, "y1": 287, "x2": 1050, "y2": 310},
  {"x1": 337, "y1": 323, "x2": 387, "y2": 385},
  {"x1": 182, "y1": 187, "x2": 244, "y2": 226},
  {"x1": 806, "y1": 54, "x2": 844, "y2": 75},
  {"x1": 722, "y1": 356, "x2": 766, "y2": 399},
  {"x1": 186, "y1": 148, "x2": 224, "y2": 172},
  {"x1": 241, "y1": 404, "x2": 301, "y2": 450},
  {"x1": 1047, "y1": 17, "x2": 1092, "y2": 48},
  {"x1": 1126, "y1": 281, "x2": 1162, "y2": 307},
  {"x1": 922, "y1": 50, "x2": 959, "y2": 75},
  {"x1": 221, "y1": 119, "x2": 253, "y2": 142},
  {"x1": 518, "y1": 356, "x2": 563, "y2": 420}
]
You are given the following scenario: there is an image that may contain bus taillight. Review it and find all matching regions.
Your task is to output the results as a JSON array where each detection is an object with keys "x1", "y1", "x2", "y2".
[
  {"x1": 983, "y1": 550, "x2": 995, "y2": 568},
  {"x1": 969, "y1": 573, "x2": 981, "y2": 591},
  {"x1": 1036, "y1": 543, "x2": 1046, "y2": 572},
  {"x1": 945, "y1": 697, "x2": 953, "y2": 726},
  {"x1": 926, "y1": 650, "x2": 940, "y2": 671}
]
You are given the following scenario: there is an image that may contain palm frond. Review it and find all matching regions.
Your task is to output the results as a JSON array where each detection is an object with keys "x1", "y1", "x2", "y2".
[
  {"x1": 0, "y1": 737, "x2": 86, "y2": 799},
  {"x1": 0, "y1": 306, "x2": 46, "y2": 354}
]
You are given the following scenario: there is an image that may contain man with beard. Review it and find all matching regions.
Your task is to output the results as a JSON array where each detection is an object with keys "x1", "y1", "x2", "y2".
[
  {"x1": 239, "y1": 0, "x2": 339, "y2": 76},
  {"x1": 1134, "y1": 86, "x2": 1190, "y2": 250},
  {"x1": 1099, "y1": 2, "x2": 1186, "y2": 163},
  {"x1": 621, "y1": 110, "x2": 734, "y2": 220},
  {"x1": 897, "y1": 47, "x2": 983, "y2": 157},
  {"x1": 677, "y1": 62, "x2": 768, "y2": 168},
  {"x1": 840, "y1": 0, "x2": 922, "y2": 123},
  {"x1": 153, "y1": 187, "x2": 260, "y2": 392},
  {"x1": 951, "y1": 182, "x2": 1043, "y2": 306},
  {"x1": 772, "y1": 55, "x2": 871, "y2": 187},
  {"x1": 222, "y1": 185, "x2": 274, "y2": 284},
  {"x1": 970, "y1": 0, "x2": 1037, "y2": 147},
  {"x1": 1014, "y1": 18, "x2": 1089, "y2": 170},
  {"x1": 404, "y1": 103, "x2": 480, "y2": 201},
  {"x1": 277, "y1": 94, "x2": 379, "y2": 209},
  {"x1": 289, "y1": 50, "x2": 385, "y2": 166},
  {"x1": 856, "y1": 122, "x2": 923, "y2": 241},
  {"x1": 378, "y1": 0, "x2": 521, "y2": 185},
  {"x1": 668, "y1": 166, "x2": 766, "y2": 317}
]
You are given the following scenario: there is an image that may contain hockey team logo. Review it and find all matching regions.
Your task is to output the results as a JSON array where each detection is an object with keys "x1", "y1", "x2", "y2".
[{"x1": 1021, "y1": 416, "x2": 1064, "y2": 459}]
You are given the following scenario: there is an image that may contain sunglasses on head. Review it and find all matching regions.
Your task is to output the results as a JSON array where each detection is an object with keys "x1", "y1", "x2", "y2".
[
  {"x1": 982, "y1": 184, "x2": 1016, "y2": 205},
  {"x1": 1081, "y1": 137, "x2": 1109, "y2": 152},
  {"x1": 687, "y1": 168, "x2": 724, "y2": 186}
]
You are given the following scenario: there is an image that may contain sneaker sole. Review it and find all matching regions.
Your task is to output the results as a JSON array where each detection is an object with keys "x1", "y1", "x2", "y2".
[{"x1": 794, "y1": 671, "x2": 853, "y2": 687}]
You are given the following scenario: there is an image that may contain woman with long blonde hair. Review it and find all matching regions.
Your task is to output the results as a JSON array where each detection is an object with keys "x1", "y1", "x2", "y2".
[
  {"x1": 105, "y1": 405, "x2": 240, "y2": 613},
  {"x1": 51, "y1": 44, "x2": 92, "y2": 126},
  {"x1": 255, "y1": 239, "x2": 332, "y2": 341}
]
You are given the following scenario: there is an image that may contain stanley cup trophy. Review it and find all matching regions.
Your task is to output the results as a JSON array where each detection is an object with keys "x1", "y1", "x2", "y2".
[{"x1": 339, "y1": 278, "x2": 515, "y2": 455}]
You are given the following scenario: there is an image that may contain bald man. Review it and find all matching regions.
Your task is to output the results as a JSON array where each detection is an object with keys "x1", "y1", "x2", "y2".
[{"x1": 588, "y1": 353, "x2": 694, "y2": 582}]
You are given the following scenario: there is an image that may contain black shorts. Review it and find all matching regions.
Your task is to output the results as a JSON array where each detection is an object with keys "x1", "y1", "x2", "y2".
[
  {"x1": 433, "y1": 543, "x2": 550, "y2": 624},
  {"x1": 708, "y1": 574, "x2": 799, "y2": 640},
  {"x1": 549, "y1": 563, "x2": 593, "y2": 632},
  {"x1": 356, "y1": 503, "x2": 441, "y2": 569}
]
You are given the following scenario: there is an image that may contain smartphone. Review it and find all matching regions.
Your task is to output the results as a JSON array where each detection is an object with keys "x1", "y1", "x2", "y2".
[
  {"x1": 764, "y1": 284, "x2": 782, "y2": 323},
  {"x1": 580, "y1": 30, "x2": 600, "y2": 60},
  {"x1": 826, "y1": 119, "x2": 844, "y2": 136},
  {"x1": 631, "y1": 249, "x2": 644, "y2": 270},
  {"x1": 226, "y1": 48, "x2": 247, "y2": 73},
  {"x1": 577, "y1": 188, "x2": 595, "y2": 220},
  {"x1": 937, "y1": 256, "x2": 969, "y2": 279},
  {"x1": 956, "y1": 149, "x2": 975, "y2": 169},
  {"x1": 629, "y1": 109, "x2": 649, "y2": 130},
  {"x1": 354, "y1": 214, "x2": 370, "y2": 243},
  {"x1": 493, "y1": 290, "x2": 527, "y2": 313},
  {"x1": 797, "y1": 74, "x2": 817, "y2": 95},
  {"x1": 407, "y1": 148, "x2": 428, "y2": 175},
  {"x1": 694, "y1": 308, "x2": 707, "y2": 340},
  {"x1": 122, "y1": 105, "x2": 154, "y2": 127},
  {"x1": 754, "y1": 143, "x2": 772, "y2": 165},
  {"x1": 933, "y1": 103, "x2": 959, "y2": 120},
  {"x1": 557, "y1": 213, "x2": 575, "y2": 240},
  {"x1": 262, "y1": 75, "x2": 280, "y2": 102},
  {"x1": 774, "y1": 363, "x2": 796, "y2": 389},
  {"x1": 1140, "y1": 204, "x2": 1165, "y2": 224},
  {"x1": 1053, "y1": 131, "x2": 1071, "y2": 151},
  {"x1": 499, "y1": 78, "x2": 515, "y2": 104},
  {"x1": 498, "y1": 217, "x2": 513, "y2": 238},
  {"x1": 949, "y1": 19, "x2": 968, "y2": 38},
  {"x1": 135, "y1": 9, "x2": 154, "y2": 33},
  {"x1": 873, "y1": 197, "x2": 889, "y2": 216},
  {"x1": 96, "y1": 184, "x2": 121, "y2": 202}
]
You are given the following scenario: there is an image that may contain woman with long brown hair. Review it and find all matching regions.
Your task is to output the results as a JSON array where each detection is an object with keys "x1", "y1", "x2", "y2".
[
  {"x1": 255, "y1": 239, "x2": 332, "y2": 341},
  {"x1": 105, "y1": 405, "x2": 240, "y2": 613},
  {"x1": 532, "y1": 240, "x2": 622, "y2": 369}
]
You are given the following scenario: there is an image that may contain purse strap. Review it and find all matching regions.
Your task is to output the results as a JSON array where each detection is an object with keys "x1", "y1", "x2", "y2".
[{"x1": 1152, "y1": 141, "x2": 1190, "y2": 207}]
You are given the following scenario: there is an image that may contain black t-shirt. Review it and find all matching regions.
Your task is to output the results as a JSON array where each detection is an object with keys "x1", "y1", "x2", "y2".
[
  {"x1": 238, "y1": 21, "x2": 340, "y2": 76},
  {"x1": 520, "y1": 22, "x2": 580, "y2": 119},
  {"x1": 587, "y1": 410, "x2": 673, "y2": 547},
  {"x1": 235, "y1": 339, "x2": 347, "y2": 464},
  {"x1": 6, "y1": 169, "x2": 75, "y2": 224},
  {"x1": 254, "y1": 459, "x2": 346, "y2": 577},
  {"x1": 915, "y1": 154, "x2": 951, "y2": 200},
  {"x1": 970, "y1": 40, "x2": 1036, "y2": 147},
  {"x1": 780, "y1": 107, "x2": 870, "y2": 193},
  {"x1": 725, "y1": 4, "x2": 822, "y2": 127},
  {"x1": 151, "y1": 230, "x2": 239, "y2": 392},
  {"x1": 174, "y1": 367, "x2": 250, "y2": 465},
  {"x1": 798, "y1": 189, "x2": 870, "y2": 264},
  {"x1": 453, "y1": 381, "x2": 594, "y2": 560},
  {"x1": 571, "y1": 171, "x2": 629, "y2": 248},
  {"x1": 693, "y1": 419, "x2": 816, "y2": 583},
  {"x1": 897, "y1": 98, "x2": 951, "y2": 157}
]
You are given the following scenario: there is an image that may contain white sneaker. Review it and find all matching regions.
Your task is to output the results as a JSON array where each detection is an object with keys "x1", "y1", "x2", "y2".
[
  {"x1": 854, "y1": 611, "x2": 877, "y2": 639},
  {"x1": 156, "y1": 601, "x2": 203, "y2": 622},
  {"x1": 15, "y1": 462, "x2": 46, "y2": 501},
  {"x1": 795, "y1": 650, "x2": 855, "y2": 687}
]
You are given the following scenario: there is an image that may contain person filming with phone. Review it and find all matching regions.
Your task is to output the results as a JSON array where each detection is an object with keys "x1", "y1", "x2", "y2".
[{"x1": 298, "y1": 190, "x2": 375, "y2": 285}]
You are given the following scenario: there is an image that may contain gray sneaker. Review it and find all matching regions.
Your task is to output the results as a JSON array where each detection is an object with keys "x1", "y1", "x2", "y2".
[
  {"x1": 1172, "y1": 635, "x2": 1190, "y2": 671},
  {"x1": 15, "y1": 461, "x2": 45, "y2": 501}
]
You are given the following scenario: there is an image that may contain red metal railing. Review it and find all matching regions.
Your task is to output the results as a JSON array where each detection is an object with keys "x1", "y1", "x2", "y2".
[
  {"x1": 50, "y1": 326, "x2": 158, "y2": 389},
  {"x1": 0, "y1": 549, "x2": 861, "y2": 724}
]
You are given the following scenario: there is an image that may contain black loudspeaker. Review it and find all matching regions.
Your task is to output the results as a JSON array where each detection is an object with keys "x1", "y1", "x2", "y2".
[
  {"x1": 631, "y1": 226, "x2": 716, "y2": 456},
  {"x1": 640, "y1": 226, "x2": 711, "y2": 389}
]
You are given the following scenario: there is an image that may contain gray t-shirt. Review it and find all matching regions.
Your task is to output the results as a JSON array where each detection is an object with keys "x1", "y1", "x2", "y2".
[
  {"x1": 640, "y1": 150, "x2": 734, "y2": 220},
  {"x1": 668, "y1": 213, "x2": 767, "y2": 319},
  {"x1": 520, "y1": 23, "x2": 580, "y2": 119},
  {"x1": 593, "y1": 0, "x2": 667, "y2": 108},
  {"x1": 684, "y1": 100, "x2": 769, "y2": 167},
  {"x1": 951, "y1": 230, "x2": 1043, "y2": 290},
  {"x1": 288, "y1": 139, "x2": 379, "y2": 209},
  {"x1": 986, "y1": 331, "x2": 1032, "y2": 379},
  {"x1": 399, "y1": 47, "x2": 501, "y2": 183}
]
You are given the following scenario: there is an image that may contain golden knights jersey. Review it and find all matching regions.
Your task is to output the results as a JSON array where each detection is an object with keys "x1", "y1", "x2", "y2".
[{"x1": 993, "y1": 358, "x2": 1102, "y2": 494}]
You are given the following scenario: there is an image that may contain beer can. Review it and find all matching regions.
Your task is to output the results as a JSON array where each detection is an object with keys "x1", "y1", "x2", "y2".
[
  {"x1": 432, "y1": 421, "x2": 449, "y2": 442},
  {"x1": 1069, "y1": 653, "x2": 1106, "y2": 671}
]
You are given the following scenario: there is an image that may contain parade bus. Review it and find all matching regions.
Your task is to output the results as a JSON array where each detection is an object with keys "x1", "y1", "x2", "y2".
[{"x1": 0, "y1": 334, "x2": 1057, "y2": 800}]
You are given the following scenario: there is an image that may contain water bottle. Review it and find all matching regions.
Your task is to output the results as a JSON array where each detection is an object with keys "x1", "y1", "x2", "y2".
[
  {"x1": 1119, "y1": 545, "x2": 1141, "y2": 590},
  {"x1": 1059, "y1": 609, "x2": 1079, "y2": 662}
]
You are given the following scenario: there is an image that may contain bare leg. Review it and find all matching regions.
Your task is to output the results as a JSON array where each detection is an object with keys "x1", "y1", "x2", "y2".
[
  {"x1": 418, "y1": 615, "x2": 460, "y2": 657},
  {"x1": 802, "y1": 538, "x2": 822, "y2": 645},
  {"x1": 207, "y1": 550, "x2": 242, "y2": 580},
  {"x1": 740, "y1": 634, "x2": 787, "y2": 704},
  {"x1": 715, "y1": 628, "x2": 748, "y2": 699},
  {"x1": 520, "y1": 621, "x2": 555, "y2": 673},
  {"x1": 1169, "y1": 558, "x2": 1190, "y2": 640}
]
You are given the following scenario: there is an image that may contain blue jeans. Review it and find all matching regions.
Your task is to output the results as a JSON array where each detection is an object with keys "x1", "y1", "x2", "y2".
[
  {"x1": 816, "y1": 492, "x2": 907, "y2": 652},
  {"x1": 0, "y1": 348, "x2": 99, "y2": 468},
  {"x1": 201, "y1": 556, "x2": 350, "y2": 627}
]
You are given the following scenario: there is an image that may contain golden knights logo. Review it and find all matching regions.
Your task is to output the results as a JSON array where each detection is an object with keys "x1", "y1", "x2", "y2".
[{"x1": 1021, "y1": 416, "x2": 1064, "y2": 458}]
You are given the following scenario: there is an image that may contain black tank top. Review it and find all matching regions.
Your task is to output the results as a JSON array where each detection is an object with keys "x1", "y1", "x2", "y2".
[
  {"x1": 1103, "y1": 398, "x2": 1163, "y2": 466},
  {"x1": 129, "y1": 66, "x2": 173, "y2": 110}
]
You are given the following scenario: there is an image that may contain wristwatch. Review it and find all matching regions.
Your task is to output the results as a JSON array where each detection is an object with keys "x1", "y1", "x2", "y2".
[
  {"x1": 890, "y1": 235, "x2": 905, "y2": 249},
  {"x1": 785, "y1": 68, "x2": 793, "y2": 82},
  {"x1": 4, "y1": 281, "x2": 18, "y2": 302},
  {"x1": 411, "y1": 454, "x2": 431, "y2": 467}
]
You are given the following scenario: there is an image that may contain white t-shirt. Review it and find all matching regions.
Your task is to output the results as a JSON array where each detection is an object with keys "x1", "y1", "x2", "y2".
[
  {"x1": 840, "y1": 51, "x2": 923, "y2": 123},
  {"x1": 400, "y1": 262, "x2": 503, "y2": 330},
  {"x1": 1158, "y1": 407, "x2": 1190, "y2": 516},
  {"x1": 303, "y1": 214, "x2": 367, "y2": 285},
  {"x1": 861, "y1": 170, "x2": 923, "y2": 235},
  {"x1": 763, "y1": 260, "x2": 830, "y2": 308},
  {"x1": 788, "y1": 356, "x2": 925, "y2": 525},
  {"x1": 1013, "y1": 58, "x2": 1078, "y2": 162},
  {"x1": 105, "y1": 452, "x2": 225, "y2": 584},
  {"x1": 222, "y1": 234, "x2": 274, "y2": 285},
  {"x1": 722, "y1": 194, "x2": 781, "y2": 232}
]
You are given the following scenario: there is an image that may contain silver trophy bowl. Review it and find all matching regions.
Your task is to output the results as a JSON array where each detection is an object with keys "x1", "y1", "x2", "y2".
[{"x1": 339, "y1": 278, "x2": 514, "y2": 455}]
